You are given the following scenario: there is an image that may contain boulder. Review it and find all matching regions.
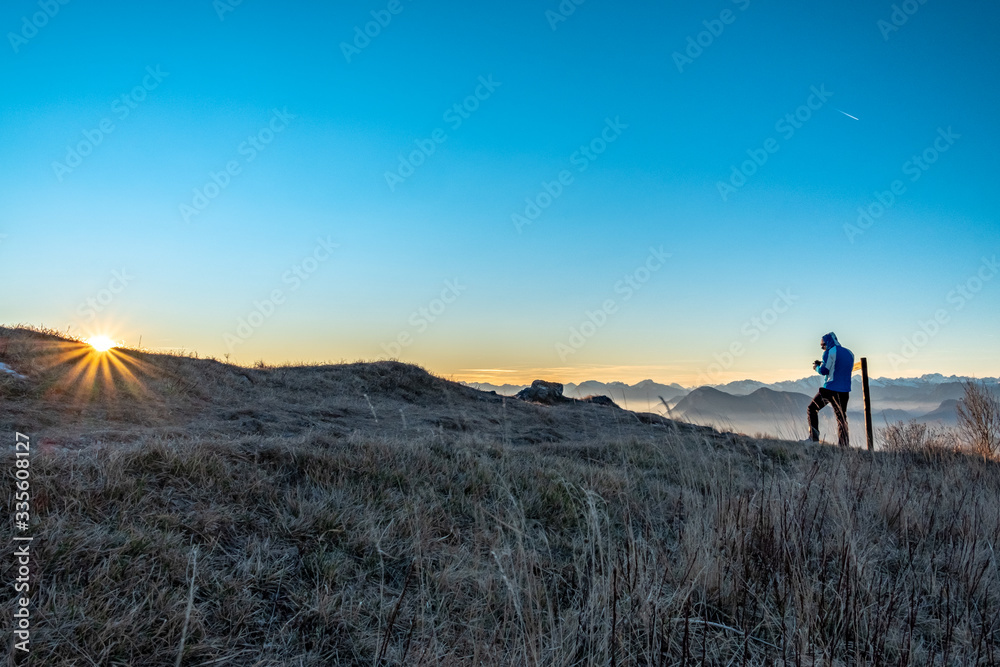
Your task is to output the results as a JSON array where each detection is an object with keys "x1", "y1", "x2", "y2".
[
  {"x1": 515, "y1": 380, "x2": 567, "y2": 404},
  {"x1": 582, "y1": 395, "x2": 617, "y2": 407}
]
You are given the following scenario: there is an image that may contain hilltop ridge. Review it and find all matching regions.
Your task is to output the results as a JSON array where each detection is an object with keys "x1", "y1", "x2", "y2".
[{"x1": 0, "y1": 325, "x2": 713, "y2": 450}]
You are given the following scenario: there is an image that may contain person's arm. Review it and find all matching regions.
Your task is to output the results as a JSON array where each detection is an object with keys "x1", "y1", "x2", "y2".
[{"x1": 817, "y1": 347, "x2": 835, "y2": 376}]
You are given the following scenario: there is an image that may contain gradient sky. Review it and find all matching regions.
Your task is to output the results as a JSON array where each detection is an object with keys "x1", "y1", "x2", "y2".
[{"x1": 2, "y1": 0, "x2": 998, "y2": 386}]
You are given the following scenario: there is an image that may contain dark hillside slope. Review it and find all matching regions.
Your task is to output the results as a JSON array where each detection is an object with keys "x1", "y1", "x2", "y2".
[{"x1": 0, "y1": 326, "x2": 711, "y2": 450}]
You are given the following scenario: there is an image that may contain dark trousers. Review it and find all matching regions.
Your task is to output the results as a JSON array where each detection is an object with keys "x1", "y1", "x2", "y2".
[{"x1": 808, "y1": 388, "x2": 850, "y2": 447}]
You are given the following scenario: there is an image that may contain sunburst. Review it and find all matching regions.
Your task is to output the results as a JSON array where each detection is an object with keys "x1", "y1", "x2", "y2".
[
  {"x1": 31, "y1": 335, "x2": 156, "y2": 405},
  {"x1": 86, "y1": 335, "x2": 117, "y2": 352}
]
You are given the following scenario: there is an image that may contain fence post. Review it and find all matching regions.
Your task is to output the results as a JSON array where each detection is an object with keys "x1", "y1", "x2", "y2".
[
  {"x1": 853, "y1": 357, "x2": 875, "y2": 451},
  {"x1": 861, "y1": 357, "x2": 873, "y2": 451}
]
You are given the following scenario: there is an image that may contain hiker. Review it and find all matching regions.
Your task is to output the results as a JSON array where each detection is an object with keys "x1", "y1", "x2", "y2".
[{"x1": 807, "y1": 332, "x2": 854, "y2": 447}]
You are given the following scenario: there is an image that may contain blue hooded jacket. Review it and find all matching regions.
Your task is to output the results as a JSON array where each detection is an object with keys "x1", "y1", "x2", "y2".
[{"x1": 816, "y1": 332, "x2": 854, "y2": 392}]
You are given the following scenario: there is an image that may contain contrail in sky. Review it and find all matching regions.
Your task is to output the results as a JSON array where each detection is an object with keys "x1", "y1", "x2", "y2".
[{"x1": 836, "y1": 109, "x2": 860, "y2": 121}]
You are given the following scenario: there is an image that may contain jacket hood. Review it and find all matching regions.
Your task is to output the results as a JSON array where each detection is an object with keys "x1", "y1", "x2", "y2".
[{"x1": 822, "y1": 332, "x2": 840, "y2": 348}]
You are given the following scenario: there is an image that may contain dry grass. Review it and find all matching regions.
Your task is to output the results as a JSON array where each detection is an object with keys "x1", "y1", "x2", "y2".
[
  {"x1": 878, "y1": 421, "x2": 956, "y2": 454},
  {"x1": 2, "y1": 325, "x2": 1000, "y2": 665},
  {"x1": 957, "y1": 380, "x2": 1000, "y2": 458}
]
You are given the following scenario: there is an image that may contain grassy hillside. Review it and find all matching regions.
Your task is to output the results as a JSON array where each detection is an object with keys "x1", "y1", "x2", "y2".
[{"x1": 2, "y1": 326, "x2": 999, "y2": 665}]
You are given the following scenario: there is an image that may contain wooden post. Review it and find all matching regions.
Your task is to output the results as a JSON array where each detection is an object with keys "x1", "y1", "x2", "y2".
[
  {"x1": 861, "y1": 357, "x2": 873, "y2": 451},
  {"x1": 852, "y1": 357, "x2": 875, "y2": 451}
]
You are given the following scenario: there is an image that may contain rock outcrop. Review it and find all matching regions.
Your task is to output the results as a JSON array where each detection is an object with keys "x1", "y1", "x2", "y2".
[
  {"x1": 515, "y1": 380, "x2": 567, "y2": 404},
  {"x1": 582, "y1": 394, "x2": 617, "y2": 407},
  {"x1": 515, "y1": 380, "x2": 618, "y2": 408}
]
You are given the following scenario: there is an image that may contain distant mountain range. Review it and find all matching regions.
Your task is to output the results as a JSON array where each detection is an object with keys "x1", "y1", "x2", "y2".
[
  {"x1": 670, "y1": 386, "x2": 959, "y2": 439},
  {"x1": 462, "y1": 375, "x2": 1000, "y2": 439},
  {"x1": 463, "y1": 379, "x2": 688, "y2": 408},
  {"x1": 466, "y1": 374, "x2": 998, "y2": 403},
  {"x1": 672, "y1": 387, "x2": 812, "y2": 421}
]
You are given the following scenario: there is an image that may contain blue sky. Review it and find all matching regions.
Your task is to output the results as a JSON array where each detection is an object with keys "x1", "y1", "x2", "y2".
[{"x1": 2, "y1": 0, "x2": 998, "y2": 385}]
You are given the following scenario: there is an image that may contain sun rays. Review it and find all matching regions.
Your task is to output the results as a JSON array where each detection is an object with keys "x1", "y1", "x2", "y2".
[{"x1": 32, "y1": 337, "x2": 156, "y2": 404}]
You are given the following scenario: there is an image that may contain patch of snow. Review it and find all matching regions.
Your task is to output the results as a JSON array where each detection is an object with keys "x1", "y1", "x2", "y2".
[{"x1": 0, "y1": 362, "x2": 27, "y2": 380}]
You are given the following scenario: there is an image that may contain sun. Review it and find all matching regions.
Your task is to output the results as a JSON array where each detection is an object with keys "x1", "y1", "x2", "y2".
[
  {"x1": 87, "y1": 335, "x2": 117, "y2": 352},
  {"x1": 26, "y1": 332, "x2": 154, "y2": 408}
]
